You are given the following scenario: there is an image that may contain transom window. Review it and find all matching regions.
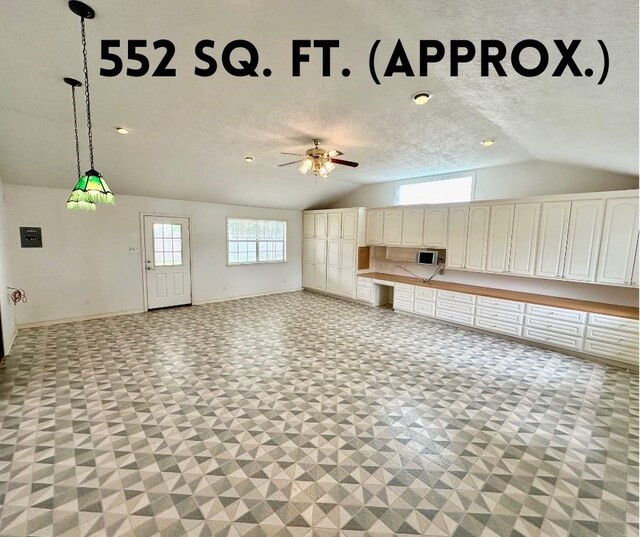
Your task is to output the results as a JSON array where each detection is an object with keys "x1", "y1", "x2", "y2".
[
  {"x1": 395, "y1": 173, "x2": 475, "y2": 206},
  {"x1": 227, "y1": 218, "x2": 286, "y2": 265},
  {"x1": 153, "y1": 223, "x2": 183, "y2": 266}
]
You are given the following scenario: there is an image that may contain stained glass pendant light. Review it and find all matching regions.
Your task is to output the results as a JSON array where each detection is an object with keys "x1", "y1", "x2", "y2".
[
  {"x1": 64, "y1": 77, "x2": 96, "y2": 211},
  {"x1": 67, "y1": 1, "x2": 114, "y2": 206}
]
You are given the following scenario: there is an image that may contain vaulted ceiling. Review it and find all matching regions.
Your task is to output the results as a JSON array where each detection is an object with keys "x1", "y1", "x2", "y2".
[{"x1": 0, "y1": 1, "x2": 637, "y2": 210}]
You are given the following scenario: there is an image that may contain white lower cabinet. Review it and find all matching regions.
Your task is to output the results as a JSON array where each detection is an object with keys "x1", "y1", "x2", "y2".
[
  {"x1": 314, "y1": 264, "x2": 327, "y2": 291},
  {"x1": 327, "y1": 266, "x2": 340, "y2": 294},
  {"x1": 393, "y1": 283, "x2": 415, "y2": 313}
]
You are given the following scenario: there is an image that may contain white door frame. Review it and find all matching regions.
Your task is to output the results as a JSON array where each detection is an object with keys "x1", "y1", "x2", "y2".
[{"x1": 140, "y1": 213, "x2": 194, "y2": 312}]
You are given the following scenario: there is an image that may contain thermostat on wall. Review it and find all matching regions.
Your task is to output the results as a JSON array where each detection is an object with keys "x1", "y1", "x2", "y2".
[{"x1": 20, "y1": 227, "x2": 42, "y2": 248}]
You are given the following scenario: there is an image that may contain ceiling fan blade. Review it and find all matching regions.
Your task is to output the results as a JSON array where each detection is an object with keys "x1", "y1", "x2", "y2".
[
  {"x1": 281, "y1": 152, "x2": 305, "y2": 156},
  {"x1": 278, "y1": 159, "x2": 304, "y2": 167},
  {"x1": 331, "y1": 158, "x2": 359, "y2": 168},
  {"x1": 328, "y1": 150, "x2": 343, "y2": 157}
]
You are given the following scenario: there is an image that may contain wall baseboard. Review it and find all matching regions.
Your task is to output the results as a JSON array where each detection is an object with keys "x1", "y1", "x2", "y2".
[
  {"x1": 17, "y1": 309, "x2": 145, "y2": 329},
  {"x1": 193, "y1": 288, "x2": 303, "y2": 306}
]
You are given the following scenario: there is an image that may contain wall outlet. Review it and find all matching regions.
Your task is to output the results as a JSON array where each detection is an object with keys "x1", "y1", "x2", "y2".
[{"x1": 129, "y1": 247, "x2": 139, "y2": 253}]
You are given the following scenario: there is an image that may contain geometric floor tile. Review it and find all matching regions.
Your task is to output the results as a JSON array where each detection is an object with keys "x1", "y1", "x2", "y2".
[{"x1": 0, "y1": 291, "x2": 637, "y2": 536}]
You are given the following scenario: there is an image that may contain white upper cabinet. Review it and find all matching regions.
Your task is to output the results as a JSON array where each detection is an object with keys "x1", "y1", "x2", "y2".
[
  {"x1": 535, "y1": 201, "x2": 571, "y2": 278},
  {"x1": 401, "y1": 209, "x2": 424, "y2": 246},
  {"x1": 314, "y1": 213, "x2": 328, "y2": 238},
  {"x1": 423, "y1": 208, "x2": 448, "y2": 248},
  {"x1": 464, "y1": 205, "x2": 491, "y2": 271},
  {"x1": 303, "y1": 238, "x2": 315, "y2": 264},
  {"x1": 446, "y1": 207, "x2": 469, "y2": 268},
  {"x1": 596, "y1": 197, "x2": 640, "y2": 285},
  {"x1": 341, "y1": 211, "x2": 358, "y2": 240},
  {"x1": 327, "y1": 240, "x2": 341, "y2": 268},
  {"x1": 563, "y1": 199, "x2": 604, "y2": 282},
  {"x1": 486, "y1": 205, "x2": 514, "y2": 273},
  {"x1": 314, "y1": 239, "x2": 327, "y2": 265},
  {"x1": 383, "y1": 209, "x2": 403, "y2": 245},
  {"x1": 327, "y1": 212, "x2": 342, "y2": 239},
  {"x1": 509, "y1": 203, "x2": 540, "y2": 276},
  {"x1": 340, "y1": 241, "x2": 357, "y2": 270},
  {"x1": 303, "y1": 213, "x2": 315, "y2": 238},
  {"x1": 366, "y1": 210, "x2": 384, "y2": 245}
]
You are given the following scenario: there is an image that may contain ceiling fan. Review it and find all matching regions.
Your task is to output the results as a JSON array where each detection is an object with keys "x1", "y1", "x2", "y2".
[{"x1": 279, "y1": 139, "x2": 358, "y2": 178}]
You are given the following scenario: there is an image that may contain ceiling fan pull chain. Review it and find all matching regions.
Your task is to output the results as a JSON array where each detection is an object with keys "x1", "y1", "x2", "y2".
[{"x1": 80, "y1": 16, "x2": 95, "y2": 170}]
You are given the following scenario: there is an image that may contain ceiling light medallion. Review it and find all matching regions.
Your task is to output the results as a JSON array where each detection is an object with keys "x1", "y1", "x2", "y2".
[
  {"x1": 481, "y1": 139, "x2": 495, "y2": 146},
  {"x1": 412, "y1": 92, "x2": 432, "y2": 105},
  {"x1": 64, "y1": 77, "x2": 96, "y2": 212},
  {"x1": 299, "y1": 139, "x2": 336, "y2": 179},
  {"x1": 67, "y1": 1, "x2": 115, "y2": 207}
]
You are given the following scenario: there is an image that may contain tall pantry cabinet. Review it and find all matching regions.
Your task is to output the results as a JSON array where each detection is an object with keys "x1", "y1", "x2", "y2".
[{"x1": 303, "y1": 208, "x2": 366, "y2": 299}]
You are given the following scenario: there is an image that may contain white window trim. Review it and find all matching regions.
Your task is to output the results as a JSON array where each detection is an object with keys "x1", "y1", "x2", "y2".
[
  {"x1": 226, "y1": 217, "x2": 288, "y2": 266},
  {"x1": 393, "y1": 170, "x2": 477, "y2": 206}
]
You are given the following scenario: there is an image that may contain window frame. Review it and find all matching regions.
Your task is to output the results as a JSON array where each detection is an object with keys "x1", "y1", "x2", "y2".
[
  {"x1": 226, "y1": 217, "x2": 288, "y2": 266},
  {"x1": 393, "y1": 171, "x2": 477, "y2": 206}
]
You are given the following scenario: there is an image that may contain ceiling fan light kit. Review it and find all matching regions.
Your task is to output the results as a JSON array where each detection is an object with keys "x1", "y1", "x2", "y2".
[
  {"x1": 66, "y1": 0, "x2": 114, "y2": 210},
  {"x1": 280, "y1": 139, "x2": 358, "y2": 179}
]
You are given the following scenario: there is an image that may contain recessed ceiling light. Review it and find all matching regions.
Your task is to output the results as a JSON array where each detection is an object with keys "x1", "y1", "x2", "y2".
[
  {"x1": 244, "y1": 156, "x2": 254, "y2": 162},
  {"x1": 115, "y1": 127, "x2": 129, "y2": 135},
  {"x1": 481, "y1": 139, "x2": 495, "y2": 146},
  {"x1": 412, "y1": 92, "x2": 431, "y2": 105}
]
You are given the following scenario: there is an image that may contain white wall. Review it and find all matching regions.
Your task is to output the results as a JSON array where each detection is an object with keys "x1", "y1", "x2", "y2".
[
  {"x1": 5, "y1": 184, "x2": 302, "y2": 325},
  {"x1": 0, "y1": 177, "x2": 17, "y2": 351},
  {"x1": 332, "y1": 160, "x2": 639, "y2": 208}
]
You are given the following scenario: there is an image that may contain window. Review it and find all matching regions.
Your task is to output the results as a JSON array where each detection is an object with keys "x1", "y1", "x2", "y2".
[
  {"x1": 395, "y1": 173, "x2": 475, "y2": 206},
  {"x1": 153, "y1": 223, "x2": 183, "y2": 266},
  {"x1": 227, "y1": 218, "x2": 286, "y2": 265}
]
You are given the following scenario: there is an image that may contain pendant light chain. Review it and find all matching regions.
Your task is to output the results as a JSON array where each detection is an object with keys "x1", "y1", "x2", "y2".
[
  {"x1": 71, "y1": 85, "x2": 81, "y2": 179},
  {"x1": 80, "y1": 17, "x2": 95, "y2": 170}
]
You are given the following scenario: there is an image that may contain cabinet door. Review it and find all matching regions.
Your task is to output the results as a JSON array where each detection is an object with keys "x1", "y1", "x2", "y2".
[
  {"x1": 535, "y1": 202, "x2": 571, "y2": 278},
  {"x1": 327, "y1": 240, "x2": 341, "y2": 268},
  {"x1": 366, "y1": 210, "x2": 384, "y2": 245},
  {"x1": 302, "y1": 263, "x2": 314, "y2": 288},
  {"x1": 464, "y1": 205, "x2": 490, "y2": 271},
  {"x1": 383, "y1": 209, "x2": 403, "y2": 245},
  {"x1": 303, "y1": 213, "x2": 315, "y2": 238},
  {"x1": 446, "y1": 207, "x2": 469, "y2": 268},
  {"x1": 326, "y1": 266, "x2": 340, "y2": 294},
  {"x1": 314, "y1": 264, "x2": 327, "y2": 290},
  {"x1": 423, "y1": 208, "x2": 448, "y2": 248},
  {"x1": 340, "y1": 268, "x2": 355, "y2": 297},
  {"x1": 327, "y1": 212, "x2": 342, "y2": 239},
  {"x1": 509, "y1": 203, "x2": 540, "y2": 276},
  {"x1": 314, "y1": 213, "x2": 328, "y2": 238},
  {"x1": 401, "y1": 208, "x2": 424, "y2": 246},
  {"x1": 596, "y1": 198, "x2": 640, "y2": 285},
  {"x1": 303, "y1": 238, "x2": 315, "y2": 264},
  {"x1": 486, "y1": 205, "x2": 514, "y2": 273},
  {"x1": 314, "y1": 239, "x2": 327, "y2": 265},
  {"x1": 632, "y1": 238, "x2": 639, "y2": 287},
  {"x1": 340, "y1": 241, "x2": 356, "y2": 270},
  {"x1": 563, "y1": 199, "x2": 604, "y2": 282},
  {"x1": 341, "y1": 211, "x2": 358, "y2": 240}
]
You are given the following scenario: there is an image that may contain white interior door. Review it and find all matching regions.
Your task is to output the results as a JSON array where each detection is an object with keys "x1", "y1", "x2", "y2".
[{"x1": 144, "y1": 215, "x2": 192, "y2": 309}]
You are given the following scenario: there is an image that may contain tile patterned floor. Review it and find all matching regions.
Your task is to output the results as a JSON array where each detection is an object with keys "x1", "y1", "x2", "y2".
[{"x1": 0, "y1": 291, "x2": 637, "y2": 537}]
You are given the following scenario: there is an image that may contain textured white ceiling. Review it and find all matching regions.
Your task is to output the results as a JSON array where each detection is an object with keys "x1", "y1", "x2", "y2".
[{"x1": 0, "y1": 1, "x2": 637, "y2": 210}]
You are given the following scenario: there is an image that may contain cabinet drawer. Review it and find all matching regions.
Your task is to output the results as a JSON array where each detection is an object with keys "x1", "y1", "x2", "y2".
[
  {"x1": 357, "y1": 288, "x2": 372, "y2": 303},
  {"x1": 526, "y1": 304, "x2": 586, "y2": 325},
  {"x1": 414, "y1": 300, "x2": 435, "y2": 317},
  {"x1": 587, "y1": 313, "x2": 638, "y2": 334},
  {"x1": 394, "y1": 298, "x2": 414, "y2": 312},
  {"x1": 522, "y1": 327, "x2": 582, "y2": 350},
  {"x1": 436, "y1": 300, "x2": 475, "y2": 315},
  {"x1": 524, "y1": 316, "x2": 585, "y2": 337},
  {"x1": 435, "y1": 309, "x2": 474, "y2": 326},
  {"x1": 415, "y1": 287, "x2": 436, "y2": 301},
  {"x1": 436, "y1": 290, "x2": 475, "y2": 304},
  {"x1": 373, "y1": 278, "x2": 394, "y2": 287},
  {"x1": 583, "y1": 340, "x2": 638, "y2": 365},
  {"x1": 395, "y1": 283, "x2": 415, "y2": 294},
  {"x1": 585, "y1": 326, "x2": 639, "y2": 349},
  {"x1": 357, "y1": 277, "x2": 373, "y2": 290},
  {"x1": 394, "y1": 289, "x2": 415, "y2": 302},
  {"x1": 476, "y1": 307, "x2": 524, "y2": 326},
  {"x1": 476, "y1": 296, "x2": 524, "y2": 313},
  {"x1": 474, "y1": 317, "x2": 523, "y2": 337}
]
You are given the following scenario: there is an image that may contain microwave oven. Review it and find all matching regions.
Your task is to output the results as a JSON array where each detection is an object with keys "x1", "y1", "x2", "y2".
[{"x1": 416, "y1": 250, "x2": 438, "y2": 266}]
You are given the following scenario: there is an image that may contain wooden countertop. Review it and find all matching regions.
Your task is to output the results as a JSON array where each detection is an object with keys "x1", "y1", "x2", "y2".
[{"x1": 358, "y1": 272, "x2": 639, "y2": 320}]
